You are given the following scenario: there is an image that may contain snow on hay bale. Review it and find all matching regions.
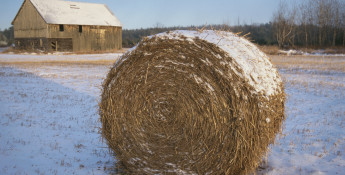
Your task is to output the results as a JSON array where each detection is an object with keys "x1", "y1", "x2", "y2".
[{"x1": 100, "y1": 30, "x2": 285, "y2": 174}]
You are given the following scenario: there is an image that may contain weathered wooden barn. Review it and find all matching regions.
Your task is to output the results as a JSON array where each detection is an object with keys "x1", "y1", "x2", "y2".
[{"x1": 12, "y1": 0, "x2": 122, "y2": 52}]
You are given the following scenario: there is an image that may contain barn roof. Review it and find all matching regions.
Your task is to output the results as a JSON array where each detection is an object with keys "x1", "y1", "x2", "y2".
[{"x1": 13, "y1": 0, "x2": 122, "y2": 27}]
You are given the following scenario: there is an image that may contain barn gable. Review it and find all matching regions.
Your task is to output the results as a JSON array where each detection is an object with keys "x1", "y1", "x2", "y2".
[{"x1": 12, "y1": 0, "x2": 48, "y2": 38}]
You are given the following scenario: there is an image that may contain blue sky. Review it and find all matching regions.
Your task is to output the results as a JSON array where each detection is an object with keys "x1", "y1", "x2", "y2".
[{"x1": 0, "y1": 0, "x2": 282, "y2": 30}]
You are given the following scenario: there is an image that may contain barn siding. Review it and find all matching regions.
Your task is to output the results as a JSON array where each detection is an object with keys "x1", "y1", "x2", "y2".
[
  {"x1": 48, "y1": 24, "x2": 122, "y2": 52},
  {"x1": 13, "y1": 0, "x2": 47, "y2": 38}
]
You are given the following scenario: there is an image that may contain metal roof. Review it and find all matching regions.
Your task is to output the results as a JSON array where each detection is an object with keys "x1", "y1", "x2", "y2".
[{"x1": 15, "y1": 0, "x2": 122, "y2": 27}]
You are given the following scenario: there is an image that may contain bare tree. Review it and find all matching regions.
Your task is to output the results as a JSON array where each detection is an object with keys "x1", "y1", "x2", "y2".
[
  {"x1": 314, "y1": 0, "x2": 336, "y2": 46},
  {"x1": 341, "y1": 1, "x2": 345, "y2": 46},
  {"x1": 279, "y1": 0, "x2": 345, "y2": 47},
  {"x1": 298, "y1": 0, "x2": 316, "y2": 47},
  {"x1": 330, "y1": 0, "x2": 340, "y2": 46},
  {"x1": 272, "y1": 1, "x2": 296, "y2": 48},
  {"x1": 287, "y1": 5, "x2": 298, "y2": 47}
]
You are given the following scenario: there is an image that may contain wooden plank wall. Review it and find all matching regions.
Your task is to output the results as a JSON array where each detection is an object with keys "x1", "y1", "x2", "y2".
[
  {"x1": 48, "y1": 25, "x2": 122, "y2": 52},
  {"x1": 13, "y1": 0, "x2": 48, "y2": 38}
]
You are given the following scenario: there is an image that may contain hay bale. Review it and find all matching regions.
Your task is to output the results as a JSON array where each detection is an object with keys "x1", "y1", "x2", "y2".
[{"x1": 100, "y1": 30, "x2": 285, "y2": 174}]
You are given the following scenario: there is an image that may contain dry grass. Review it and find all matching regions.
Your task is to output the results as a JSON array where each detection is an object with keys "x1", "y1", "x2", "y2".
[
  {"x1": 270, "y1": 55, "x2": 345, "y2": 72},
  {"x1": 100, "y1": 32, "x2": 285, "y2": 174},
  {"x1": 300, "y1": 47, "x2": 345, "y2": 55},
  {"x1": 1, "y1": 47, "x2": 44, "y2": 54},
  {"x1": 0, "y1": 59, "x2": 116, "y2": 65},
  {"x1": 1, "y1": 47, "x2": 128, "y2": 55},
  {"x1": 64, "y1": 48, "x2": 129, "y2": 55},
  {"x1": 258, "y1": 45, "x2": 280, "y2": 55},
  {"x1": 258, "y1": 46, "x2": 345, "y2": 56}
]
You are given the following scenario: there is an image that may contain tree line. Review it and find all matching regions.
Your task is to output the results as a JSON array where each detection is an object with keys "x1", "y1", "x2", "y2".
[
  {"x1": 1, "y1": 0, "x2": 345, "y2": 49},
  {"x1": 122, "y1": 24, "x2": 277, "y2": 48},
  {"x1": 0, "y1": 26, "x2": 14, "y2": 47},
  {"x1": 123, "y1": 0, "x2": 345, "y2": 49},
  {"x1": 272, "y1": 0, "x2": 345, "y2": 48}
]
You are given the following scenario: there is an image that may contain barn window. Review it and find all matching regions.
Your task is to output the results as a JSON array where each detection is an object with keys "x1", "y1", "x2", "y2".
[
  {"x1": 59, "y1": 24, "x2": 64, "y2": 32},
  {"x1": 79, "y1": 25, "x2": 82, "y2": 33}
]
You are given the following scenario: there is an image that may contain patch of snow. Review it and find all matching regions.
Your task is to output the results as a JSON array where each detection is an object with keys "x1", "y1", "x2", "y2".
[
  {"x1": 155, "y1": 30, "x2": 282, "y2": 97},
  {"x1": 191, "y1": 73, "x2": 215, "y2": 94},
  {"x1": 278, "y1": 49, "x2": 345, "y2": 57},
  {"x1": 266, "y1": 117, "x2": 271, "y2": 123},
  {"x1": 278, "y1": 49, "x2": 305, "y2": 56},
  {"x1": 0, "y1": 47, "x2": 9, "y2": 53},
  {"x1": 304, "y1": 52, "x2": 345, "y2": 57}
]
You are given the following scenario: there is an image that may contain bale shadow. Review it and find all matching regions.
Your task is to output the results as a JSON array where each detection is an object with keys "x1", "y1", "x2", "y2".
[{"x1": 0, "y1": 66, "x2": 118, "y2": 174}]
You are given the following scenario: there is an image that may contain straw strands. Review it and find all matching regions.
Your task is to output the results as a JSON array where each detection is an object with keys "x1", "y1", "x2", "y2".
[{"x1": 100, "y1": 30, "x2": 285, "y2": 174}]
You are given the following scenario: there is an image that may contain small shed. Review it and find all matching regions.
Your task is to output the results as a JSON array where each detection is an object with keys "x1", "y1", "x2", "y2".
[{"x1": 12, "y1": 0, "x2": 122, "y2": 52}]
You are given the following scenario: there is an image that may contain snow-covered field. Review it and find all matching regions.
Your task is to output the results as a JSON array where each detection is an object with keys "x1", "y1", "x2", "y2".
[
  {"x1": 0, "y1": 53, "x2": 344, "y2": 174},
  {"x1": 258, "y1": 55, "x2": 345, "y2": 175},
  {"x1": 0, "y1": 53, "x2": 121, "y2": 175}
]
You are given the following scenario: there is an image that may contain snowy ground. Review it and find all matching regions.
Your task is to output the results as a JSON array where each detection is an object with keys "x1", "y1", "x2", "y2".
[
  {"x1": 0, "y1": 53, "x2": 344, "y2": 174},
  {"x1": 0, "y1": 47, "x2": 9, "y2": 53},
  {"x1": 0, "y1": 53, "x2": 121, "y2": 175},
  {"x1": 258, "y1": 55, "x2": 345, "y2": 175},
  {"x1": 278, "y1": 49, "x2": 345, "y2": 57}
]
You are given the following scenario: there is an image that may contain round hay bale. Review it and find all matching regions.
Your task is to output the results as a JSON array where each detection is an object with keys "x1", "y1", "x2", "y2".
[{"x1": 100, "y1": 30, "x2": 285, "y2": 174}]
